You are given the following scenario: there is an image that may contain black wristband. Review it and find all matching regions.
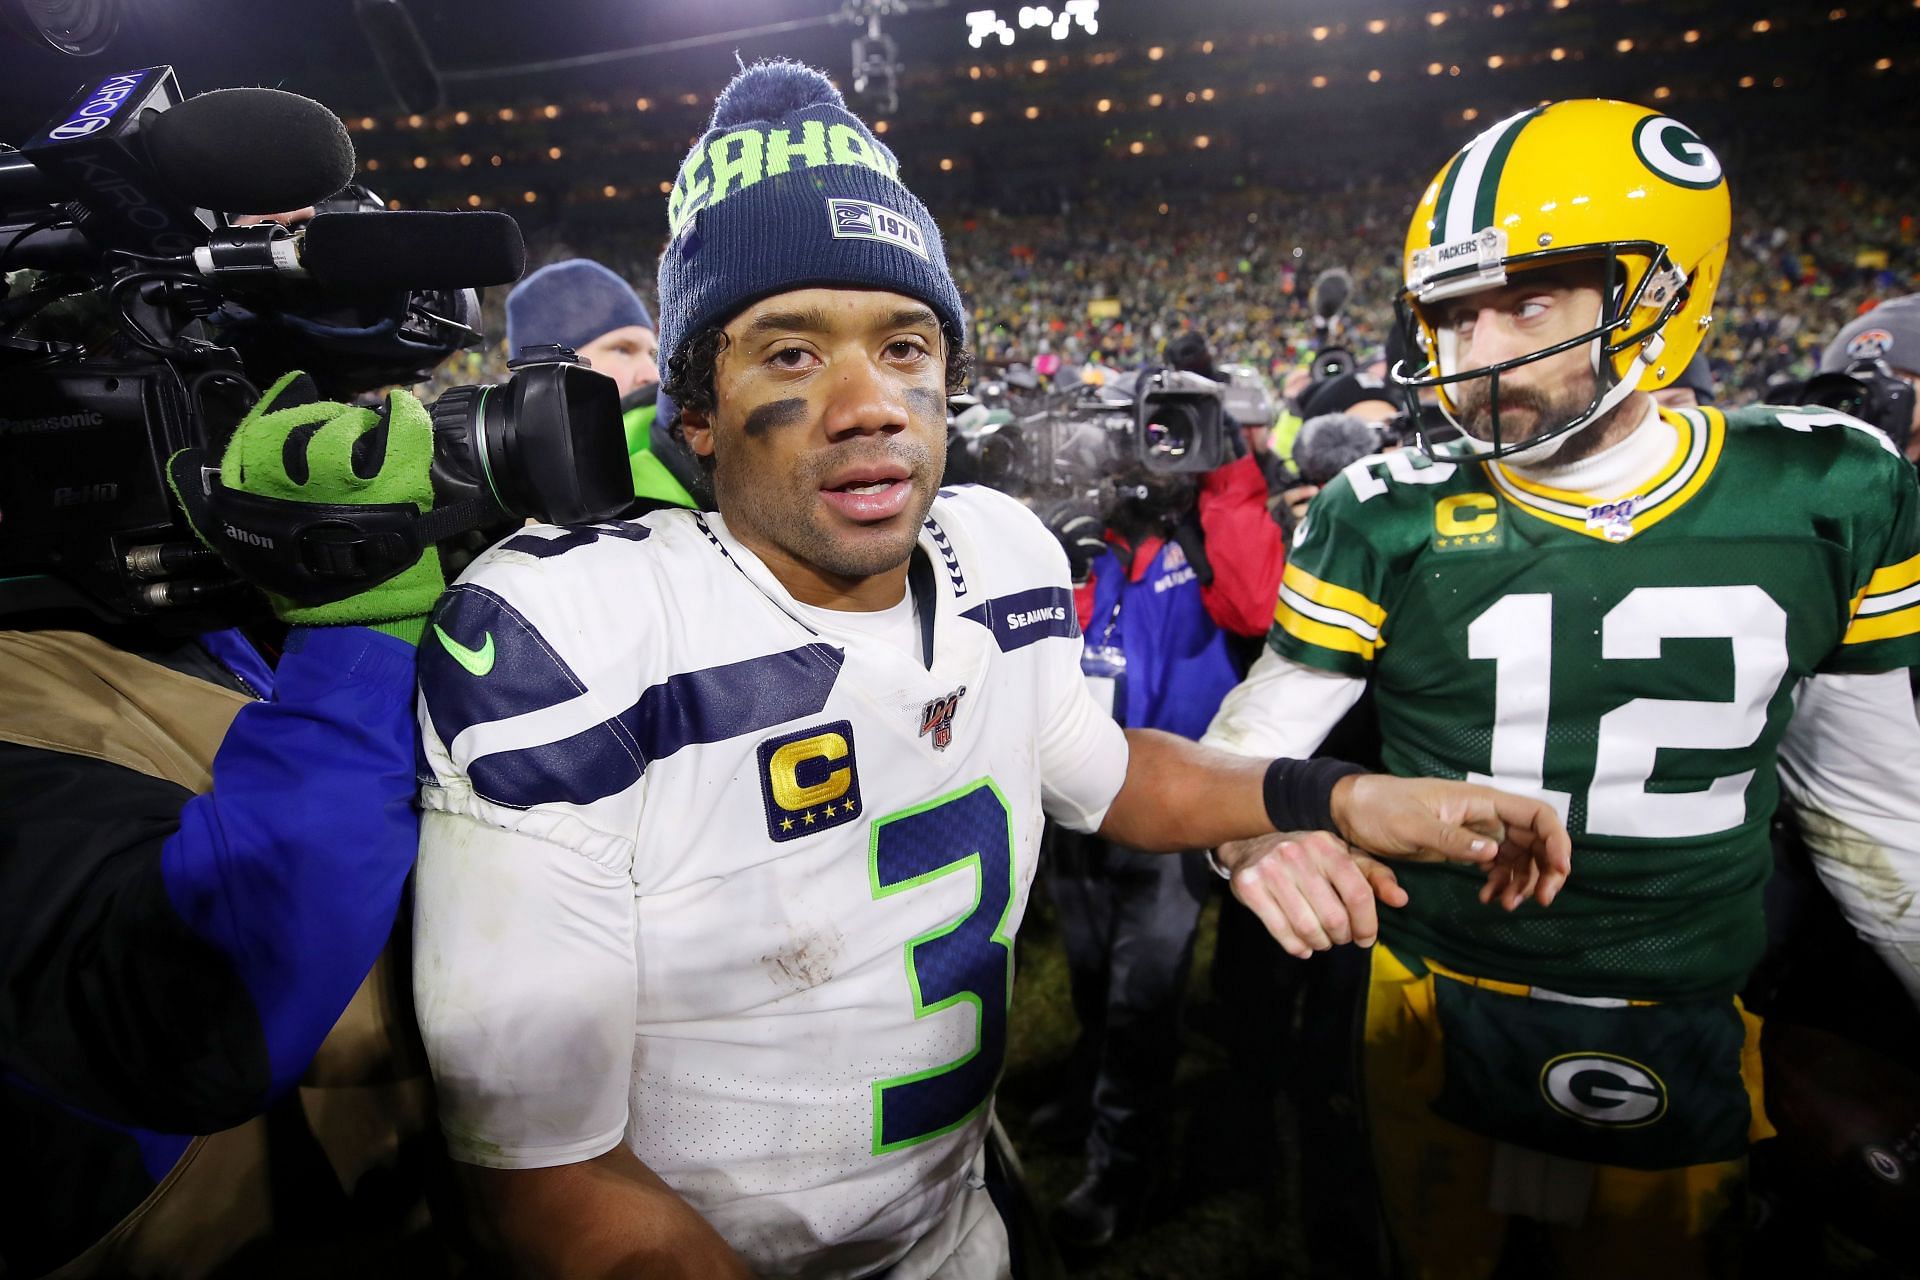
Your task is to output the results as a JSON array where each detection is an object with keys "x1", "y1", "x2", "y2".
[{"x1": 1262, "y1": 757, "x2": 1368, "y2": 834}]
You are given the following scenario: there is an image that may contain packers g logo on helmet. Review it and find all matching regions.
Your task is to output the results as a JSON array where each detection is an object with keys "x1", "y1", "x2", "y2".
[{"x1": 1391, "y1": 99, "x2": 1732, "y2": 461}]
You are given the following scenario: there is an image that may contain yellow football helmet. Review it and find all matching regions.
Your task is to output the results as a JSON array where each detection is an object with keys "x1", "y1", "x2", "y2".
[{"x1": 1392, "y1": 98, "x2": 1731, "y2": 459}]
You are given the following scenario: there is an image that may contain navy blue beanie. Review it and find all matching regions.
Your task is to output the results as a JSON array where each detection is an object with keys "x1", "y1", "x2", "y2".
[
  {"x1": 506, "y1": 258, "x2": 654, "y2": 363},
  {"x1": 656, "y1": 60, "x2": 966, "y2": 378}
]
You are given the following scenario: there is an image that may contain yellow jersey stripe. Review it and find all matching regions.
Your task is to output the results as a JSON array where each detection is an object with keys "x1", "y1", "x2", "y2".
[
  {"x1": 1274, "y1": 600, "x2": 1382, "y2": 659},
  {"x1": 1864, "y1": 551, "x2": 1920, "y2": 601},
  {"x1": 1485, "y1": 409, "x2": 1723, "y2": 543},
  {"x1": 1842, "y1": 602, "x2": 1920, "y2": 646},
  {"x1": 1495, "y1": 409, "x2": 1696, "y2": 508},
  {"x1": 1282, "y1": 561, "x2": 1387, "y2": 628}
]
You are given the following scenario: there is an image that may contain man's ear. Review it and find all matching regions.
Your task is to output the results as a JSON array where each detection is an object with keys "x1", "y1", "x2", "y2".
[{"x1": 679, "y1": 405, "x2": 716, "y2": 458}]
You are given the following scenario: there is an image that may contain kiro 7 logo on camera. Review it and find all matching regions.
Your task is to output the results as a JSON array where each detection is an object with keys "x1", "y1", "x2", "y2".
[
  {"x1": 827, "y1": 198, "x2": 930, "y2": 261},
  {"x1": 43, "y1": 71, "x2": 149, "y2": 142}
]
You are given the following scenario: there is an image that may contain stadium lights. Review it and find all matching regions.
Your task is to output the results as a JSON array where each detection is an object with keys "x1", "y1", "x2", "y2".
[
  {"x1": 543, "y1": 104, "x2": 560, "y2": 118},
  {"x1": 1194, "y1": 135, "x2": 1210, "y2": 148},
  {"x1": 1427, "y1": 11, "x2": 1446, "y2": 26},
  {"x1": 1128, "y1": 140, "x2": 1144, "y2": 154},
  {"x1": 497, "y1": 107, "x2": 514, "y2": 120},
  {"x1": 1311, "y1": 25, "x2": 1328, "y2": 39},
  {"x1": 1031, "y1": 58, "x2": 1047, "y2": 72},
  {"x1": 1368, "y1": 69, "x2": 1382, "y2": 81},
  {"x1": 548, "y1": 146, "x2": 563, "y2": 159},
  {"x1": 412, "y1": 155, "x2": 427, "y2": 169},
  {"x1": 1025, "y1": 105, "x2": 1040, "y2": 117},
  {"x1": 1487, "y1": 54, "x2": 1503, "y2": 67},
  {"x1": 454, "y1": 110, "x2": 469, "y2": 124},
  {"x1": 523, "y1": 191, "x2": 537, "y2": 203},
  {"x1": 970, "y1": 109, "x2": 986, "y2": 123},
  {"x1": 1875, "y1": 56, "x2": 1893, "y2": 69},
  {"x1": 1201, "y1": 40, "x2": 1213, "y2": 53},
  {"x1": 490, "y1": 154, "x2": 503, "y2": 166},
  {"x1": 1148, "y1": 45, "x2": 1163, "y2": 59},
  {"x1": 874, "y1": 120, "x2": 889, "y2": 133},
  {"x1": 1752, "y1": 19, "x2": 1771, "y2": 32},
  {"x1": 1463, "y1": 108, "x2": 1479, "y2": 120},
  {"x1": 1428, "y1": 61, "x2": 1444, "y2": 74},
  {"x1": 635, "y1": 97, "x2": 651, "y2": 110},
  {"x1": 1185, "y1": 91, "x2": 1197, "y2": 102},
  {"x1": 459, "y1": 153, "x2": 472, "y2": 166},
  {"x1": 1097, "y1": 97, "x2": 1112, "y2": 111},
  {"x1": 603, "y1": 184, "x2": 617, "y2": 197},
  {"x1": 387, "y1": 199, "x2": 401, "y2": 210},
  {"x1": 1201, "y1": 87, "x2": 1215, "y2": 100},
  {"x1": 1616, "y1": 38, "x2": 1633, "y2": 52},
  {"x1": 407, "y1": 113, "x2": 423, "y2": 127},
  {"x1": 467, "y1": 195, "x2": 480, "y2": 206},
  {"x1": 1829, "y1": 6, "x2": 1846, "y2": 15},
  {"x1": 659, "y1": 181, "x2": 673, "y2": 193},
  {"x1": 1367, "y1": 18, "x2": 1386, "y2": 33},
  {"x1": 1683, "y1": 29, "x2": 1700, "y2": 41},
  {"x1": 1551, "y1": 47, "x2": 1566, "y2": 59},
  {"x1": 1654, "y1": 86, "x2": 1671, "y2": 98},
  {"x1": 358, "y1": 116, "x2": 377, "y2": 130},
  {"x1": 365, "y1": 158, "x2": 380, "y2": 171},
  {"x1": 940, "y1": 157, "x2": 954, "y2": 170},
  {"x1": 1148, "y1": 92, "x2": 1164, "y2": 106},
  {"x1": 1739, "y1": 75, "x2": 1756, "y2": 86},
  {"x1": 1311, "y1": 75, "x2": 1328, "y2": 88}
]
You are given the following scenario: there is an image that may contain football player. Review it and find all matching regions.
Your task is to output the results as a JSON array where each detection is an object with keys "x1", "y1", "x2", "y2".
[
  {"x1": 409, "y1": 62, "x2": 1570, "y2": 1280},
  {"x1": 1206, "y1": 99, "x2": 1920, "y2": 1278}
]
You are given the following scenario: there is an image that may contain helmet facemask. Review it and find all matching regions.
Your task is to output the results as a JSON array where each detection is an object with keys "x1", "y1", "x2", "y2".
[{"x1": 1391, "y1": 242, "x2": 1692, "y2": 465}]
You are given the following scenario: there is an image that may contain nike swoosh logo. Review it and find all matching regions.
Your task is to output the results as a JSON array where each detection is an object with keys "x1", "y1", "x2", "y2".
[{"x1": 434, "y1": 624, "x2": 495, "y2": 677}]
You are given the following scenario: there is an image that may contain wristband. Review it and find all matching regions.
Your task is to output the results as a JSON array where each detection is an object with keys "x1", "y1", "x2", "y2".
[{"x1": 1262, "y1": 757, "x2": 1367, "y2": 834}]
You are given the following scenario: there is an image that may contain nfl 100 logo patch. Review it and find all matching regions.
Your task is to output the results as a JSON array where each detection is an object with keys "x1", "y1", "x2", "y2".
[
  {"x1": 918, "y1": 685, "x2": 967, "y2": 751},
  {"x1": 758, "y1": 720, "x2": 862, "y2": 842}
]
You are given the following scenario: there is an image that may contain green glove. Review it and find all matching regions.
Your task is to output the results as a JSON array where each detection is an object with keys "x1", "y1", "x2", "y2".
[{"x1": 167, "y1": 370, "x2": 444, "y2": 645}]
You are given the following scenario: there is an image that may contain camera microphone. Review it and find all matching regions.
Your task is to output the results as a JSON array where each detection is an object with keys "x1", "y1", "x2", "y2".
[
  {"x1": 4, "y1": 70, "x2": 356, "y2": 252},
  {"x1": 190, "y1": 210, "x2": 527, "y2": 291}
]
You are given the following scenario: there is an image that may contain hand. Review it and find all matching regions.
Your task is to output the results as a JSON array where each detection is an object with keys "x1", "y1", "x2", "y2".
[
  {"x1": 1216, "y1": 831, "x2": 1407, "y2": 958},
  {"x1": 1038, "y1": 497, "x2": 1107, "y2": 585},
  {"x1": 167, "y1": 370, "x2": 444, "y2": 644},
  {"x1": 1327, "y1": 774, "x2": 1572, "y2": 910}
]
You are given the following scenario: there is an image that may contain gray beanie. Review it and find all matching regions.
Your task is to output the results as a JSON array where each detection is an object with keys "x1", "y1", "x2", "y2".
[{"x1": 1822, "y1": 294, "x2": 1920, "y2": 376}]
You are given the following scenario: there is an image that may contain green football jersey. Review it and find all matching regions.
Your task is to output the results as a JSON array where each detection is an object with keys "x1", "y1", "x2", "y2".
[{"x1": 1272, "y1": 404, "x2": 1920, "y2": 1000}]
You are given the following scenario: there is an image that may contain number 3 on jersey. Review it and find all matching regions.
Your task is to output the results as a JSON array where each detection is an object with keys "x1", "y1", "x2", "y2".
[
  {"x1": 868, "y1": 780, "x2": 1016, "y2": 1154},
  {"x1": 1468, "y1": 584, "x2": 1789, "y2": 836}
]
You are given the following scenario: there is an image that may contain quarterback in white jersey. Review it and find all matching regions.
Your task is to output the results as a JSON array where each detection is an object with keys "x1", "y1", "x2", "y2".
[{"x1": 410, "y1": 60, "x2": 1571, "y2": 1280}]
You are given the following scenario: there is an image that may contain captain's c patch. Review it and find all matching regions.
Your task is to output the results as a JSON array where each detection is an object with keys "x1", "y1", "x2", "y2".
[{"x1": 758, "y1": 720, "x2": 862, "y2": 843}]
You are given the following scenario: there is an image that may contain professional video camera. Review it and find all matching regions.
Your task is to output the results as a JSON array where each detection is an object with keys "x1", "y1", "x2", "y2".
[
  {"x1": 0, "y1": 66, "x2": 634, "y2": 625},
  {"x1": 946, "y1": 368, "x2": 1232, "y2": 509},
  {"x1": 1795, "y1": 358, "x2": 1915, "y2": 456}
]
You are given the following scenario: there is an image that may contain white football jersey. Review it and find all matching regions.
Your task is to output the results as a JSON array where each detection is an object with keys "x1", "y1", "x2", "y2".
[{"x1": 413, "y1": 484, "x2": 1128, "y2": 1277}]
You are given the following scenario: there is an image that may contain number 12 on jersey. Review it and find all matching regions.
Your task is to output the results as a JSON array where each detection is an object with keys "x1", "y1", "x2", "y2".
[
  {"x1": 1467, "y1": 584, "x2": 1789, "y2": 838},
  {"x1": 868, "y1": 780, "x2": 1017, "y2": 1155}
]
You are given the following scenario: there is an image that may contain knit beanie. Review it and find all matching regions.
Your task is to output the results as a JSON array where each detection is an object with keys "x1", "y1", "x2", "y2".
[
  {"x1": 655, "y1": 60, "x2": 965, "y2": 378},
  {"x1": 506, "y1": 259, "x2": 654, "y2": 362}
]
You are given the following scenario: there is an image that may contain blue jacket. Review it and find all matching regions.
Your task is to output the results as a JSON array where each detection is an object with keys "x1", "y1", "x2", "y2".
[
  {"x1": 1081, "y1": 537, "x2": 1243, "y2": 739},
  {"x1": 0, "y1": 624, "x2": 421, "y2": 1271}
]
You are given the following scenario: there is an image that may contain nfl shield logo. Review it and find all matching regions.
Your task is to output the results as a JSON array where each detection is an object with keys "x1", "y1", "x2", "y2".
[{"x1": 918, "y1": 686, "x2": 966, "y2": 751}]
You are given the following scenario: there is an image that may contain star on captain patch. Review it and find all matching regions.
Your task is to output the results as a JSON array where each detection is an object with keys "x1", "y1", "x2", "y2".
[{"x1": 918, "y1": 685, "x2": 967, "y2": 751}]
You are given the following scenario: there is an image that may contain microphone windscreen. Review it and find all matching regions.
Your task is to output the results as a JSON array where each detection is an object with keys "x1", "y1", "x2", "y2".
[
  {"x1": 1294, "y1": 413, "x2": 1385, "y2": 487},
  {"x1": 354, "y1": 0, "x2": 445, "y2": 116},
  {"x1": 1309, "y1": 267, "x2": 1353, "y2": 321},
  {"x1": 300, "y1": 210, "x2": 526, "y2": 291},
  {"x1": 143, "y1": 89, "x2": 355, "y2": 215}
]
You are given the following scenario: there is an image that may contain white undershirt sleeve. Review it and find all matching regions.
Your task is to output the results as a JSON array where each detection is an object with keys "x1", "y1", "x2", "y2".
[
  {"x1": 412, "y1": 809, "x2": 639, "y2": 1168},
  {"x1": 1201, "y1": 645, "x2": 1368, "y2": 761},
  {"x1": 1777, "y1": 670, "x2": 1920, "y2": 1008},
  {"x1": 1036, "y1": 643, "x2": 1130, "y2": 833}
]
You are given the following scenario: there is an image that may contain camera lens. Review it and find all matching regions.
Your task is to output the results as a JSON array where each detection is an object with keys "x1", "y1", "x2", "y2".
[{"x1": 1144, "y1": 403, "x2": 1198, "y2": 461}]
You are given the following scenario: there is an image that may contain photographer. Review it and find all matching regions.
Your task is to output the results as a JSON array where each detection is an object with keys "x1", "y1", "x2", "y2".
[
  {"x1": 1817, "y1": 294, "x2": 1920, "y2": 468},
  {"x1": 0, "y1": 372, "x2": 446, "y2": 1275},
  {"x1": 1036, "y1": 362, "x2": 1288, "y2": 1250}
]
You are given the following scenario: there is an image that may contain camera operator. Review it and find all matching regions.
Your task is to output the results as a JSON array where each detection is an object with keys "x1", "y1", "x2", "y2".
[
  {"x1": 1816, "y1": 294, "x2": 1920, "y2": 469},
  {"x1": 504, "y1": 258, "x2": 696, "y2": 510},
  {"x1": 0, "y1": 370, "x2": 449, "y2": 1275},
  {"x1": 1035, "y1": 357, "x2": 1288, "y2": 1251}
]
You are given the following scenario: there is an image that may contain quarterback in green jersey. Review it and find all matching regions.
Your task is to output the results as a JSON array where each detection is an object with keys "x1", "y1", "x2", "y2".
[{"x1": 1207, "y1": 99, "x2": 1920, "y2": 1279}]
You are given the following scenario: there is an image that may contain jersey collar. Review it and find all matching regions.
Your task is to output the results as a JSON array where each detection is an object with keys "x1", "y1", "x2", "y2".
[{"x1": 1483, "y1": 405, "x2": 1725, "y2": 542}]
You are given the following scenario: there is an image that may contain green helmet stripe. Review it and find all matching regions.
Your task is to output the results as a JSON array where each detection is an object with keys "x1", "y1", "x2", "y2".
[
  {"x1": 1469, "y1": 106, "x2": 1545, "y2": 235},
  {"x1": 1430, "y1": 153, "x2": 1467, "y2": 247}
]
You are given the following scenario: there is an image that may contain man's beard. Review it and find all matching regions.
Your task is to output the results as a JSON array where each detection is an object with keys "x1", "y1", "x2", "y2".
[{"x1": 1454, "y1": 371, "x2": 1593, "y2": 447}]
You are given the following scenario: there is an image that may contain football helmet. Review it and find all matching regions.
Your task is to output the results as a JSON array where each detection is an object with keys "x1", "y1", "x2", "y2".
[{"x1": 1391, "y1": 99, "x2": 1731, "y2": 460}]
